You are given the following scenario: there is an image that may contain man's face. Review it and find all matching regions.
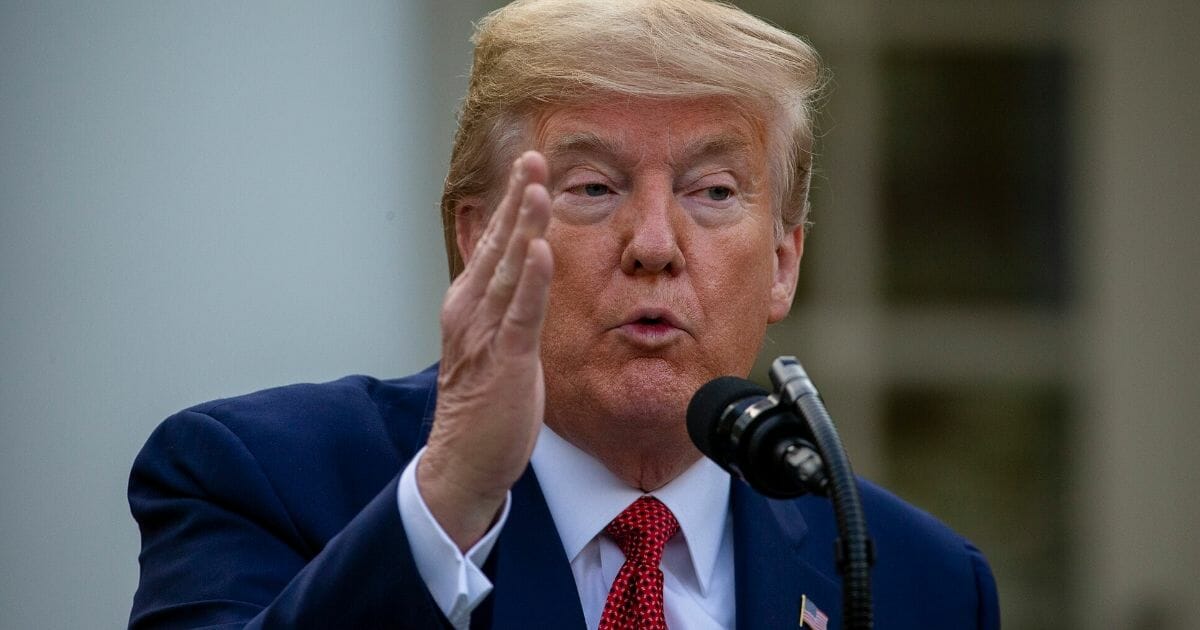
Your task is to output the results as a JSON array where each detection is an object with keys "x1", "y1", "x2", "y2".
[{"x1": 532, "y1": 97, "x2": 804, "y2": 454}]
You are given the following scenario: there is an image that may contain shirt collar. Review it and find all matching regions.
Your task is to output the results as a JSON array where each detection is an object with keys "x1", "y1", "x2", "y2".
[{"x1": 530, "y1": 424, "x2": 731, "y2": 595}]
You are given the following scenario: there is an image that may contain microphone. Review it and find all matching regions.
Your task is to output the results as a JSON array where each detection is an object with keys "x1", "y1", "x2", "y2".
[
  {"x1": 691, "y1": 358, "x2": 874, "y2": 629},
  {"x1": 686, "y1": 375, "x2": 828, "y2": 498}
]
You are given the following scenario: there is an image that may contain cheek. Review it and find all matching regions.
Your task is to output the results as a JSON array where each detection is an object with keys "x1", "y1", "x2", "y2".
[
  {"x1": 699, "y1": 249, "x2": 776, "y2": 373},
  {"x1": 546, "y1": 220, "x2": 617, "y2": 282},
  {"x1": 697, "y1": 233, "x2": 777, "y2": 304},
  {"x1": 541, "y1": 223, "x2": 613, "y2": 329}
]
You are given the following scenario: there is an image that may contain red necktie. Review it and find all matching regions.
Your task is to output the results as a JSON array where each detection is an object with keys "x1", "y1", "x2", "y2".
[{"x1": 598, "y1": 496, "x2": 680, "y2": 630}]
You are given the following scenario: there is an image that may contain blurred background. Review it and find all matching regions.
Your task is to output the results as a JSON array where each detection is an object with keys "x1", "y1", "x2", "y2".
[{"x1": 1, "y1": 1, "x2": 1196, "y2": 628}]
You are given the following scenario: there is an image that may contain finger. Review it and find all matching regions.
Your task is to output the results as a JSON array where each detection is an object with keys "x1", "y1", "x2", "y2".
[
  {"x1": 497, "y1": 237, "x2": 554, "y2": 356},
  {"x1": 460, "y1": 151, "x2": 549, "y2": 299},
  {"x1": 458, "y1": 155, "x2": 529, "y2": 297},
  {"x1": 482, "y1": 179, "x2": 552, "y2": 316}
]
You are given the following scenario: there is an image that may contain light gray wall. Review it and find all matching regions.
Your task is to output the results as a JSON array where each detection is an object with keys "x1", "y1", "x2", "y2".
[
  {"x1": 1074, "y1": 1, "x2": 1200, "y2": 627},
  {"x1": 0, "y1": 1, "x2": 468, "y2": 626}
]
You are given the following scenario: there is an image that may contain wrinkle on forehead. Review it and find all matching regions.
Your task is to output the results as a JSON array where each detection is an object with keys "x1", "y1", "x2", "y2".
[
  {"x1": 535, "y1": 99, "x2": 765, "y2": 173},
  {"x1": 545, "y1": 131, "x2": 638, "y2": 167}
]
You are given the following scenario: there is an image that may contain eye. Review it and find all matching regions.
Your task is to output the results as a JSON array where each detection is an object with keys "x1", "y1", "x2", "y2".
[
  {"x1": 706, "y1": 186, "x2": 733, "y2": 201},
  {"x1": 582, "y1": 183, "x2": 611, "y2": 197}
]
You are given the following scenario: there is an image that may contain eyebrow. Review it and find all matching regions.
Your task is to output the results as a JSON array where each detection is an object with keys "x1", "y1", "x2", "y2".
[
  {"x1": 672, "y1": 134, "x2": 755, "y2": 168},
  {"x1": 545, "y1": 132, "x2": 629, "y2": 164}
]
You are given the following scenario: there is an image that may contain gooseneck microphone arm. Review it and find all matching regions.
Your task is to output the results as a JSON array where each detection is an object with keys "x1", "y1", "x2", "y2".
[{"x1": 770, "y1": 357, "x2": 874, "y2": 630}]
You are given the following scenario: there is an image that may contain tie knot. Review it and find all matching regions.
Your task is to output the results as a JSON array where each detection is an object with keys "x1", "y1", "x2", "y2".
[{"x1": 605, "y1": 496, "x2": 679, "y2": 567}]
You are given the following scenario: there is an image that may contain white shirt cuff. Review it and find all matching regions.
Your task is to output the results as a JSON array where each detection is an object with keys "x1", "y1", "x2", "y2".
[{"x1": 397, "y1": 447, "x2": 510, "y2": 630}]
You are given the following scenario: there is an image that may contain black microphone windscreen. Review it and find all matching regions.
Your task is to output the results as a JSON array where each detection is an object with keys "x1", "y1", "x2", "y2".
[{"x1": 687, "y1": 376, "x2": 768, "y2": 458}]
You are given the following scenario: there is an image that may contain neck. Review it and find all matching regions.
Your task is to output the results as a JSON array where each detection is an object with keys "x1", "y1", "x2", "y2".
[{"x1": 545, "y1": 418, "x2": 701, "y2": 491}]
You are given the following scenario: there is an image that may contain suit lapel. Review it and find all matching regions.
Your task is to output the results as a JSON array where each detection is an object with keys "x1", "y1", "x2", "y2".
[
  {"x1": 477, "y1": 466, "x2": 586, "y2": 629},
  {"x1": 732, "y1": 480, "x2": 842, "y2": 630}
]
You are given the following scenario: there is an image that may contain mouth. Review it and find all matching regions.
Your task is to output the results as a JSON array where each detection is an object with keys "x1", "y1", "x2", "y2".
[
  {"x1": 614, "y1": 309, "x2": 687, "y2": 347},
  {"x1": 626, "y1": 316, "x2": 676, "y2": 334}
]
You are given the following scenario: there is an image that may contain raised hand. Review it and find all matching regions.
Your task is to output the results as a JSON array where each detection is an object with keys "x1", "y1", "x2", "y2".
[{"x1": 417, "y1": 151, "x2": 554, "y2": 550}]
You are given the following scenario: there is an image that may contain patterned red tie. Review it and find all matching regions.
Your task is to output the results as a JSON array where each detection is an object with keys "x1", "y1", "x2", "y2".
[{"x1": 598, "y1": 496, "x2": 680, "y2": 630}]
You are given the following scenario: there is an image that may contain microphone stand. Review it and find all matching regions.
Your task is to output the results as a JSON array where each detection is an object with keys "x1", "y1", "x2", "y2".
[{"x1": 770, "y1": 356, "x2": 875, "y2": 630}]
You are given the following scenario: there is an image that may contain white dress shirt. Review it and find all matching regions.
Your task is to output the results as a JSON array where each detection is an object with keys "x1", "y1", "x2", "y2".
[{"x1": 398, "y1": 425, "x2": 736, "y2": 629}]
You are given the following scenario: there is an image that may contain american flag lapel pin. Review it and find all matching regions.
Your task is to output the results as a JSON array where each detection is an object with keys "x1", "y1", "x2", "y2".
[{"x1": 799, "y1": 594, "x2": 829, "y2": 630}]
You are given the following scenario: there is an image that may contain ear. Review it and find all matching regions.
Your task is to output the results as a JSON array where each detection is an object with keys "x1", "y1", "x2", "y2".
[
  {"x1": 454, "y1": 196, "x2": 488, "y2": 266},
  {"x1": 768, "y1": 224, "x2": 805, "y2": 324}
]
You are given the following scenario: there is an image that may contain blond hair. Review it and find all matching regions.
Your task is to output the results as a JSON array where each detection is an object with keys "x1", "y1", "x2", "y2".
[{"x1": 440, "y1": 0, "x2": 823, "y2": 278}]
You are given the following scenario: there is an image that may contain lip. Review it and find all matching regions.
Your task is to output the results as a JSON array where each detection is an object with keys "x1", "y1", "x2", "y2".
[{"x1": 613, "y1": 307, "x2": 689, "y2": 348}]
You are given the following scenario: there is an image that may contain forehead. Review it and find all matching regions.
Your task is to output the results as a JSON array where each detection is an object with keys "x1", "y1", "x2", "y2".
[{"x1": 531, "y1": 97, "x2": 769, "y2": 165}]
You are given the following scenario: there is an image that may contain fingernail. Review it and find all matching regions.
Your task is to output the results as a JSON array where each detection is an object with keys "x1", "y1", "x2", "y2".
[{"x1": 515, "y1": 156, "x2": 526, "y2": 180}]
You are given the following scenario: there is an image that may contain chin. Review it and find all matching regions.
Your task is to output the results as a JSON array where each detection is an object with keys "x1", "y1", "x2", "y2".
[
  {"x1": 544, "y1": 357, "x2": 719, "y2": 474},
  {"x1": 544, "y1": 353, "x2": 731, "y2": 440},
  {"x1": 606, "y1": 358, "x2": 705, "y2": 426}
]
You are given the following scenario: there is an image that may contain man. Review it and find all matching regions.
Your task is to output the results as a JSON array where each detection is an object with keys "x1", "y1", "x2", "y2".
[{"x1": 130, "y1": 1, "x2": 999, "y2": 628}]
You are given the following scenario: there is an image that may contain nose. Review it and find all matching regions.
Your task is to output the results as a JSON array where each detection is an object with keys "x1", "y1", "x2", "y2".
[{"x1": 619, "y1": 184, "x2": 686, "y2": 276}]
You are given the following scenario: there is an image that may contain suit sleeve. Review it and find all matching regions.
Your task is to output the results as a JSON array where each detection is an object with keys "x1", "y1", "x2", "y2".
[
  {"x1": 966, "y1": 542, "x2": 1001, "y2": 630},
  {"x1": 128, "y1": 409, "x2": 452, "y2": 629}
]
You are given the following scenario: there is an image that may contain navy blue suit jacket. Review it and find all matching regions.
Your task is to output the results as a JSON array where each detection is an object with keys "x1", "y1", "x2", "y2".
[{"x1": 129, "y1": 365, "x2": 999, "y2": 628}]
